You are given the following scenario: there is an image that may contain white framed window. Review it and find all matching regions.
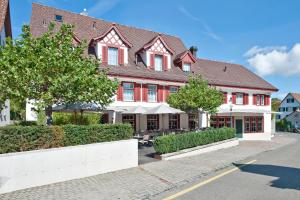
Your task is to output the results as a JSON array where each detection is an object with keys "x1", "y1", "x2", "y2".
[
  {"x1": 123, "y1": 82, "x2": 134, "y2": 101},
  {"x1": 154, "y1": 55, "x2": 163, "y2": 71},
  {"x1": 108, "y1": 47, "x2": 118, "y2": 66},
  {"x1": 148, "y1": 85, "x2": 157, "y2": 102},
  {"x1": 256, "y1": 95, "x2": 265, "y2": 106},
  {"x1": 169, "y1": 86, "x2": 178, "y2": 94},
  {"x1": 183, "y1": 63, "x2": 191, "y2": 72},
  {"x1": 236, "y1": 93, "x2": 244, "y2": 105}
]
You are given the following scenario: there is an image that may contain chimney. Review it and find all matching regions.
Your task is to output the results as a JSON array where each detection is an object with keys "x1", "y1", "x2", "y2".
[
  {"x1": 189, "y1": 46, "x2": 198, "y2": 58},
  {"x1": 80, "y1": 8, "x2": 88, "y2": 16}
]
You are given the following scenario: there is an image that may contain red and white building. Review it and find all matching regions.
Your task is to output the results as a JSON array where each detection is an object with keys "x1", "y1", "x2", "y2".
[{"x1": 29, "y1": 3, "x2": 278, "y2": 140}]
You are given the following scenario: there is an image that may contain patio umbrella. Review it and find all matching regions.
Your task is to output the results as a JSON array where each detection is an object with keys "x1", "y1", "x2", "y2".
[
  {"x1": 122, "y1": 105, "x2": 147, "y2": 134},
  {"x1": 146, "y1": 104, "x2": 184, "y2": 134},
  {"x1": 145, "y1": 104, "x2": 184, "y2": 114}
]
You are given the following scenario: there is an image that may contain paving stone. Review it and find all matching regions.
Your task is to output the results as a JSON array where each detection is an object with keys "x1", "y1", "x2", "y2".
[{"x1": 0, "y1": 133, "x2": 296, "y2": 200}]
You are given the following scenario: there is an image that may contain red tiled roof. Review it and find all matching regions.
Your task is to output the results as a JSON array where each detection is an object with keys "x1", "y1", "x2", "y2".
[
  {"x1": 30, "y1": 3, "x2": 278, "y2": 91},
  {"x1": 290, "y1": 93, "x2": 300, "y2": 103}
]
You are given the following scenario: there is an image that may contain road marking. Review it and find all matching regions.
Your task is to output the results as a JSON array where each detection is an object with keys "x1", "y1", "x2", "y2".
[{"x1": 163, "y1": 159, "x2": 257, "y2": 200}]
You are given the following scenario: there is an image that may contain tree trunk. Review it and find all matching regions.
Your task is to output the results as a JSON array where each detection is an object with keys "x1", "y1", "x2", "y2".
[{"x1": 45, "y1": 105, "x2": 53, "y2": 126}]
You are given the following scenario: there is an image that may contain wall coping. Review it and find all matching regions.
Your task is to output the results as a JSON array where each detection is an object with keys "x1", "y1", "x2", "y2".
[{"x1": 156, "y1": 138, "x2": 238, "y2": 160}]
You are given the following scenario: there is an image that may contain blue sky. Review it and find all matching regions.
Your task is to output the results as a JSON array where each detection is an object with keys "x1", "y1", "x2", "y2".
[{"x1": 10, "y1": 0, "x2": 300, "y2": 99}]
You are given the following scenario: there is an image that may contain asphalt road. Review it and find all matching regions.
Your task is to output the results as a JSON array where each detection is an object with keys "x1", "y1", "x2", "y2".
[{"x1": 160, "y1": 134, "x2": 300, "y2": 200}]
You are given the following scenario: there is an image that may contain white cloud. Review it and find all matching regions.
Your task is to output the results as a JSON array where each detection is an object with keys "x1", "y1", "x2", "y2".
[
  {"x1": 177, "y1": 5, "x2": 222, "y2": 42},
  {"x1": 245, "y1": 43, "x2": 300, "y2": 76},
  {"x1": 88, "y1": 0, "x2": 120, "y2": 17}
]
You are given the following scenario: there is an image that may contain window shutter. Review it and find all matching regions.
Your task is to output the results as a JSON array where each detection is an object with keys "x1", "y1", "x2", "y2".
[
  {"x1": 134, "y1": 83, "x2": 141, "y2": 102},
  {"x1": 117, "y1": 82, "x2": 123, "y2": 101},
  {"x1": 150, "y1": 54, "x2": 155, "y2": 69},
  {"x1": 243, "y1": 93, "x2": 249, "y2": 105},
  {"x1": 223, "y1": 92, "x2": 227, "y2": 104},
  {"x1": 163, "y1": 55, "x2": 168, "y2": 71},
  {"x1": 165, "y1": 86, "x2": 170, "y2": 102},
  {"x1": 232, "y1": 93, "x2": 236, "y2": 104},
  {"x1": 253, "y1": 94, "x2": 257, "y2": 105},
  {"x1": 158, "y1": 85, "x2": 164, "y2": 102},
  {"x1": 102, "y1": 46, "x2": 108, "y2": 64},
  {"x1": 265, "y1": 95, "x2": 270, "y2": 106},
  {"x1": 118, "y1": 48, "x2": 124, "y2": 65},
  {"x1": 142, "y1": 84, "x2": 148, "y2": 102}
]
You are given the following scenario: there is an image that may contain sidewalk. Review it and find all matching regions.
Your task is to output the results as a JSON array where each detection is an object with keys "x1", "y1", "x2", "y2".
[{"x1": 0, "y1": 133, "x2": 297, "y2": 200}]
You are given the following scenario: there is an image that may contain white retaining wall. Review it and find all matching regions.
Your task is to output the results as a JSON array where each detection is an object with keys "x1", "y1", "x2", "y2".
[
  {"x1": 0, "y1": 139, "x2": 138, "y2": 194},
  {"x1": 158, "y1": 138, "x2": 239, "y2": 161}
]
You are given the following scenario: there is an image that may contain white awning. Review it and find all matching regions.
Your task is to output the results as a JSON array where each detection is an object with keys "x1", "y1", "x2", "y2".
[
  {"x1": 106, "y1": 104, "x2": 184, "y2": 114},
  {"x1": 145, "y1": 104, "x2": 184, "y2": 114}
]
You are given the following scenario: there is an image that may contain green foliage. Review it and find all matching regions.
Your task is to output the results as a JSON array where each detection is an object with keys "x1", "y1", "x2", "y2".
[
  {"x1": 0, "y1": 124, "x2": 133, "y2": 154},
  {"x1": 154, "y1": 127, "x2": 236, "y2": 154},
  {"x1": 62, "y1": 124, "x2": 133, "y2": 146},
  {"x1": 52, "y1": 112, "x2": 100, "y2": 125},
  {"x1": 37, "y1": 110, "x2": 47, "y2": 125},
  {"x1": 167, "y1": 75, "x2": 223, "y2": 114},
  {"x1": 276, "y1": 118, "x2": 292, "y2": 132},
  {"x1": 18, "y1": 121, "x2": 37, "y2": 126},
  {"x1": 0, "y1": 23, "x2": 118, "y2": 122},
  {"x1": 272, "y1": 98, "x2": 281, "y2": 112}
]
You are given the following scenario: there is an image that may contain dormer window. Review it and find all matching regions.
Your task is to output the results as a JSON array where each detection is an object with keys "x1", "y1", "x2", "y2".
[
  {"x1": 108, "y1": 47, "x2": 118, "y2": 66},
  {"x1": 155, "y1": 55, "x2": 163, "y2": 71},
  {"x1": 183, "y1": 63, "x2": 191, "y2": 73},
  {"x1": 55, "y1": 15, "x2": 63, "y2": 22}
]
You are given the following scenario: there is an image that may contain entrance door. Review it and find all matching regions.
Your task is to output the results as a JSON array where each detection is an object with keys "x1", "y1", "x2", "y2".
[{"x1": 235, "y1": 119, "x2": 243, "y2": 137}]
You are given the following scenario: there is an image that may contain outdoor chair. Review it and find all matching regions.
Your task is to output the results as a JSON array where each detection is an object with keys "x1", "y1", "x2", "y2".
[{"x1": 138, "y1": 135, "x2": 155, "y2": 146}]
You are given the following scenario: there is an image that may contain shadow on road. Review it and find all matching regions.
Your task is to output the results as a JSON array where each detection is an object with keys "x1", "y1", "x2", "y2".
[{"x1": 234, "y1": 163, "x2": 300, "y2": 190}]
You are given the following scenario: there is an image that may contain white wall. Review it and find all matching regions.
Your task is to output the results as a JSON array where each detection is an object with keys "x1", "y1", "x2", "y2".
[
  {"x1": 0, "y1": 100, "x2": 10, "y2": 126},
  {"x1": 26, "y1": 99, "x2": 38, "y2": 121},
  {"x1": 0, "y1": 139, "x2": 138, "y2": 194}
]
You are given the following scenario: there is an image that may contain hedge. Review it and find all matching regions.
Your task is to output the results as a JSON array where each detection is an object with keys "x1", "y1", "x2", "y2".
[
  {"x1": 0, "y1": 124, "x2": 133, "y2": 154},
  {"x1": 154, "y1": 127, "x2": 236, "y2": 154},
  {"x1": 52, "y1": 112, "x2": 101, "y2": 125}
]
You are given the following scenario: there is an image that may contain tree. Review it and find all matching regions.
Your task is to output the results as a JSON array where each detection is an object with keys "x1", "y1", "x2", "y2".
[
  {"x1": 167, "y1": 75, "x2": 223, "y2": 126},
  {"x1": 271, "y1": 98, "x2": 281, "y2": 112},
  {"x1": 0, "y1": 23, "x2": 118, "y2": 124}
]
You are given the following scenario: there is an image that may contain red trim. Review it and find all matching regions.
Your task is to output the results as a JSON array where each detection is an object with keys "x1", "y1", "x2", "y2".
[
  {"x1": 117, "y1": 82, "x2": 123, "y2": 101},
  {"x1": 134, "y1": 83, "x2": 141, "y2": 102},
  {"x1": 165, "y1": 86, "x2": 170, "y2": 101},
  {"x1": 243, "y1": 93, "x2": 249, "y2": 105},
  {"x1": 107, "y1": 74, "x2": 278, "y2": 92},
  {"x1": 253, "y1": 94, "x2": 257, "y2": 105},
  {"x1": 232, "y1": 93, "x2": 236, "y2": 104},
  {"x1": 163, "y1": 55, "x2": 168, "y2": 71},
  {"x1": 139, "y1": 34, "x2": 175, "y2": 55},
  {"x1": 91, "y1": 24, "x2": 133, "y2": 47},
  {"x1": 158, "y1": 85, "x2": 164, "y2": 102},
  {"x1": 118, "y1": 48, "x2": 124, "y2": 65},
  {"x1": 102, "y1": 46, "x2": 108, "y2": 64},
  {"x1": 174, "y1": 50, "x2": 196, "y2": 64},
  {"x1": 150, "y1": 54, "x2": 155, "y2": 69},
  {"x1": 142, "y1": 84, "x2": 148, "y2": 102}
]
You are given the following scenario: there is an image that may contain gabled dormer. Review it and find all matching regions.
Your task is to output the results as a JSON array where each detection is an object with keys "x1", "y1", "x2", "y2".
[
  {"x1": 174, "y1": 49, "x2": 196, "y2": 73},
  {"x1": 90, "y1": 23, "x2": 132, "y2": 66},
  {"x1": 137, "y1": 34, "x2": 174, "y2": 71}
]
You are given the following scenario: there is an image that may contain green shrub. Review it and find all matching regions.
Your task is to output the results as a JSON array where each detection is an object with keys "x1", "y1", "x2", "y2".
[
  {"x1": 18, "y1": 121, "x2": 38, "y2": 126},
  {"x1": 276, "y1": 119, "x2": 292, "y2": 132},
  {"x1": 0, "y1": 124, "x2": 133, "y2": 154},
  {"x1": 52, "y1": 112, "x2": 101, "y2": 125},
  {"x1": 154, "y1": 127, "x2": 236, "y2": 154}
]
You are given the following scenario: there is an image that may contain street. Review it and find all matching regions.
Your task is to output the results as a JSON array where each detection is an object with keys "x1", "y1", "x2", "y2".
[{"x1": 160, "y1": 134, "x2": 300, "y2": 200}]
